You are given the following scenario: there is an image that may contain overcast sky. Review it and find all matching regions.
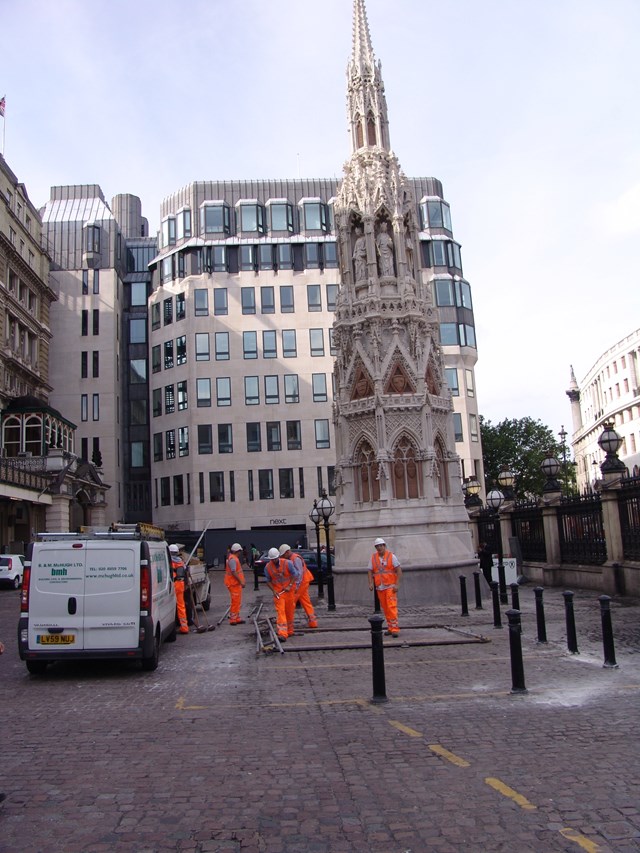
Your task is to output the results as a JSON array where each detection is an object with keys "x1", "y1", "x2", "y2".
[{"x1": 3, "y1": 0, "x2": 639, "y2": 441}]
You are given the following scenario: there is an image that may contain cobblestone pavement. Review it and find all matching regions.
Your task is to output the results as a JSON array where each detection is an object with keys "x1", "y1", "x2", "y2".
[{"x1": 1, "y1": 579, "x2": 639, "y2": 853}]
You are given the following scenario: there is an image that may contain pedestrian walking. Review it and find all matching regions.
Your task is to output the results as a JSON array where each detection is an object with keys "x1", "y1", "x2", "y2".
[
  {"x1": 367, "y1": 537, "x2": 402, "y2": 637},
  {"x1": 169, "y1": 544, "x2": 190, "y2": 634},
  {"x1": 225, "y1": 543, "x2": 246, "y2": 625},
  {"x1": 478, "y1": 542, "x2": 494, "y2": 586},
  {"x1": 264, "y1": 547, "x2": 296, "y2": 642},
  {"x1": 279, "y1": 544, "x2": 318, "y2": 629}
]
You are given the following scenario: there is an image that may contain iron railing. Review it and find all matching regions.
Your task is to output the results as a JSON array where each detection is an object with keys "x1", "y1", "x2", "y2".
[
  {"x1": 618, "y1": 476, "x2": 640, "y2": 561},
  {"x1": 511, "y1": 500, "x2": 546, "y2": 562},
  {"x1": 557, "y1": 493, "x2": 606, "y2": 565}
]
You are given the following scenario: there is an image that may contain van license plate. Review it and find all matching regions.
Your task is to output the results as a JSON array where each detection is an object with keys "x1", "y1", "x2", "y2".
[{"x1": 37, "y1": 634, "x2": 74, "y2": 645}]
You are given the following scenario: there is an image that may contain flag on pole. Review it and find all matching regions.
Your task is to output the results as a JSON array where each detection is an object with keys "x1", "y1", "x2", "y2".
[{"x1": 0, "y1": 97, "x2": 5, "y2": 117}]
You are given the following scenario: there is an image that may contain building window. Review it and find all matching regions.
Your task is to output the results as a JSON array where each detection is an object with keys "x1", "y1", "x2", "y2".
[
  {"x1": 248, "y1": 470, "x2": 254, "y2": 501},
  {"x1": 324, "y1": 243, "x2": 338, "y2": 269},
  {"x1": 165, "y1": 384, "x2": 175, "y2": 414},
  {"x1": 177, "y1": 380, "x2": 188, "y2": 411},
  {"x1": 165, "y1": 430, "x2": 176, "y2": 459},
  {"x1": 215, "y1": 332, "x2": 230, "y2": 361},
  {"x1": 245, "y1": 376, "x2": 260, "y2": 405},
  {"x1": 175, "y1": 335, "x2": 187, "y2": 366},
  {"x1": 470, "y1": 414, "x2": 479, "y2": 443},
  {"x1": 164, "y1": 340, "x2": 174, "y2": 370},
  {"x1": 315, "y1": 419, "x2": 330, "y2": 449},
  {"x1": 246, "y1": 422, "x2": 261, "y2": 452},
  {"x1": 277, "y1": 244, "x2": 293, "y2": 270},
  {"x1": 92, "y1": 394, "x2": 100, "y2": 421},
  {"x1": 173, "y1": 475, "x2": 184, "y2": 505},
  {"x1": 258, "y1": 469, "x2": 274, "y2": 500},
  {"x1": 265, "y1": 375, "x2": 279, "y2": 404},
  {"x1": 81, "y1": 394, "x2": 88, "y2": 422},
  {"x1": 455, "y1": 280, "x2": 472, "y2": 309},
  {"x1": 309, "y1": 328, "x2": 324, "y2": 356},
  {"x1": 153, "y1": 432, "x2": 163, "y2": 462},
  {"x1": 305, "y1": 244, "x2": 320, "y2": 269},
  {"x1": 447, "y1": 243, "x2": 462, "y2": 270},
  {"x1": 130, "y1": 399, "x2": 147, "y2": 425},
  {"x1": 130, "y1": 318, "x2": 146, "y2": 343},
  {"x1": 286, "y1": 420, "x2": 302, "y2": 450},
  {"x1": 81, "y1": 351, "x2": 88, "y2": 378},
  {"x1": 439, "y1": 323, "x2": 458, "y2": 346},
  {"x1": 465, "y1": 369, "x2": 475, "y2": 397},
  {"x1": 263, "y1": 330, "x2": 277, "y2": 359},
  {"x1": 307, "y1": 284, "x2": 322, "y2": 312},
  {"x1": 445, "y1": 368, "x2": 459, "y2": 396},
  {"x1": 81, "y1": 310, "x2": 88, "y2": 336},
  {"x1": 420, "y1": 200, "x2": 452, "y2": 231},
  {"x1": 195, "y1": 332, "x2": 210, "y2": 361},
  {"x1": 162, "y1": 217, "x2": 176, "y2": 247},
  {"x1": 266, "y1": 421, "x2": 281, "y2": 451},
  {"x1": 326, "y1": 284, "x2": 338, "y2": 311},
  {"x1": 282, "y1": 329, "x2": 297, "y2": 358},
  {"x1": 261, "y1": 286, "x2": 275, "y2": 314},
  {"x1": 459, "y1": 324, "x2": 476, "y2": 348},
  {"x1": 130, "y1": 358, "x2": 147, "y2": 383},
  {"x1": 269, "y1": 202, "x2": 294, "y2": 232},
  {"x1": 161, "y1": 256, "x2": 174, "y2": 283},
  {"x1": 243, "y1": 331, "x2": 258, "y2": 359},
  {"x1": 92, "y1": 309, "x2": 100, "y2": 336},
  {"x1": 160, "y1": 477, "x2": 171, "y2": 506},
  {"x1": 239, "y1": 245, "x2": 256, "y2": 271},
  {"x1": 453, "y1": 413, "x2": 463, "y2": 442},
  {"x1": 196, "y1": 378, "x2": 211, "y2": 407},
  {"x1": 434, "y1": 279, "x2": 454, "y2": 306},
  {"x1": 82, "y1": 270, "x2": 89, "y2": 294},
  {"x1": 85, "y1": 224, "x2": 100, "y2": 254},
  {"x1": 197, "y1": 425, "x2": 212, "y2": 454},
  {"x1": 209, "y1": 471, "x2": 225, "y2": 502},
  {"x1": 239, "y1": 203, "x2": 265, "y2": 233},
  {"x1": 214, "y1": 288, "x2": 228, "y2": 315},
  {"x1": 178, "y1": 426, "x2": 189, "y2": 457},
  {"x1": 152, "y1": 388, "x2": 162, "y2": 417},
  {"x1": 163, "y1": 297, "x2": 173, "y2": 325},
  {"x1": 177, "y1": 209, "x2": 191, "y2": 240},
  {"x1": 194, "y1": 289, "x2": 209, "y2": 316},
  {"x1": 258, "y1": 244, "x2": 274, "y2": 270},
  {"x1": 216, "y1": 377, "x2": 231, "y2": 406},
  {"x1": 279, "y1": 468, "x2": 294, "y2": 499},
  {"x1": 152, "y1": 345, "x2": 161, "y2": 373},
  {"x1": 303, "y1": 202, "x2": 327, "y2": 231},
  {"x1": 241, "y1": 287, "x2": 256, "y2": 314},
  {"x1": 312, "y1": 373, "x2": 327, "y2": 402},
  {"x1": 151, "y1": 303, "x2": 161, "y2": 329},
  {"x1": 218, "y1": 423, "x2": 233, "y2": 454},
  {"x1": 284, "y1": 374, "x2": 299, "y2": 404},
  {"x1": 280, "y1": 285, "x2": 295, "y2": 313},
  {"x1": 200, "y1": 204, "x2": 230, "y2": 235}
]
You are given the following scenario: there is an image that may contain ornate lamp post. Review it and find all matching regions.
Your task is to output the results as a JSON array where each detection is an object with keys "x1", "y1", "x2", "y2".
[
  {"x1": 598, "y1": 422, "x2": 626, "y2": 475},
  {"x1": 497, "y1": 467, "x2": 516, "y2": 502},
  {"x1": 559, "y1": 425, "x2": 569, "y2": 496},
  {"x1": 486, "y1": 487, "x2": 508, "y2": 604},
  {"x1": 541, "y1": 451, "x2": 562, "y2": 493},
  {"x1": 463, "y1": 476, "x2": 483, "y2": 508},
  {"x1": 308, "y1": 501, "x2": 324, "y2": 600},
  {"x1": 316, "y1": 489, "x2": 336, "y2": 611}
]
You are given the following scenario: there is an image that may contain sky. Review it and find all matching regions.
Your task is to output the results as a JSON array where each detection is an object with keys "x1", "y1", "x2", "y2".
[{"x1": 3, "y1": 0, "x2": 640, "y2": 439}]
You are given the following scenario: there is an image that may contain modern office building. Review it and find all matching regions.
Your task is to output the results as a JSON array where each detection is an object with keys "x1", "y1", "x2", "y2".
[{"x1": 567, "y1": 328, "x2": 640, "y2": 490}]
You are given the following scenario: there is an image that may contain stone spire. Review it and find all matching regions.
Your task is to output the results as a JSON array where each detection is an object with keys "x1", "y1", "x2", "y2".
[
  {"x1": 331, "y1": 0, "x2": 475, "y2": 605},
  {"x1": 566, "y1": 365, "x2": 583, "y2": 432}
]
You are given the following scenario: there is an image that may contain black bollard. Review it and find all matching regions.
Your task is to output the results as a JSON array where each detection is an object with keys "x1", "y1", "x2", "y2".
[
  {"x1": 459, "y1": 575, "x2": 469, "y2": 616},
  {"x1": 473, "y1": 571, "x2": 483, "y2": 610},
  {"x1": 563, "y1": 590, "x2": 579, "y2": 654},
  {"x1": 506, "y1": 609, "x2": 527, "y2": 694},
  {"x1": 599, "y1": 595, "x2": 618, "y2": 669},
  {"x1": 534, "y1": 587, "x2": 547, "y2": 644},
  {"x1": 510, "y1": 583, "x2": 520, "y2": 612},
  {"x1": 253, "y1": 567, "x2": 260, "y2": 591},
  {"x1": 490, "y1": 581, "x2": 502, "y2": 629},
  {"x1": 368, "y1": 614, "x2": 388, "y2": 704},
  {"x1": 373, "y1": 586, "x2": 381, "y2": 613},
  {"x1": 497, "y1": 559, "x2": 508, "y2": 605}
]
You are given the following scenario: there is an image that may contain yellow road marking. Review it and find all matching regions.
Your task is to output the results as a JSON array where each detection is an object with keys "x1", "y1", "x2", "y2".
[
  {"x1": 485, "y1": 777, "x2": 537, "y2": 810},
  {"x1": 428, "y1": 744, "x2": 471, "y2": 767},
  {"x1": 389, "y1": 719, "x2": 423, "y2": 737},
  {"x1": 559, "y1": 828, "x2": 601, "y2": 852}
]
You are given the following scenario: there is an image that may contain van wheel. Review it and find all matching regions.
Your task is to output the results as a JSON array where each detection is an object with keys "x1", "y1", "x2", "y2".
[
  {"x1": 13, "y1": 575, "x2": 21, "y2": 590},
  {"x1": 141, "y1": 630, "x2": 160, "y2": 671},
  {"x1": 202, "y1": 594, "x2": 211, "y2": 612},
  {"x1": 26, "y1": 660, "x2": 48, "y2": 676}
]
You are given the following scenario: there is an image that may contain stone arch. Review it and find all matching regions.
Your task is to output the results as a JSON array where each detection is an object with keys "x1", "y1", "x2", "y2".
[
  {"x1": 391, "y1": 434, "x2": 421, "y2": 499},
  {"x1": 355, "y1": 114, "x2": 364, "y2": 148},
  {"x1": 433, "y1": 436, "x2": 449, "y2": 498},
  {"x1": 426, "y1": 359, "x2": 441, "y2": 395},
  {"x1": 354, "y1": 438, "x2": 380, "y2": 503},
  {"x1": 367, "y1": 111, "x2": 377, "y2": 145}
]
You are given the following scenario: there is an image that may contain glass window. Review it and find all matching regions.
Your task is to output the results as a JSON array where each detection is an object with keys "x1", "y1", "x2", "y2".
[
  {"x1": 176, "y1": 335, "x2": 187, "y2": 365},
  {"x1": 329, "y1": 328, "x2": 337, "y2": 356},
  {"x1": 196, "y1": 378, "x2": 211, "y2": 407},
  {"x1": 258, "y1": 469, "x2": 274, "y2": 500},
  {"x1": 216, "y1": 377, "x2": 231, "y2": 406},
  {"x1": 177, "y1": 380, "x2": 188, "y2": 411},
  {"x1": 173, "y1": 475, "x2": 184, "y2": 505},
  {"x1": 434, "y1": 279, "x2": 454, "y2": 306},
  {"x1": 239, "y1": 204, "x2": 265, "y2": 233},
  {"x1": 130, "y1": 281, "x2": 147, "y2": 306},
  {"x1": 131, "y1": 441, "x2": 145, "y2": 468},
  {"x1": 310, "y1": 328, "x2": 324, "y2": 356},
  {"x1": 280, "y1": 285, "x2": 294, "y2": 313},
  {"x1": 277, "y1": 244, "x2": 293, "y2": 270},
  {"x1": 164, "y1": 340, "x2": 174, "y2": 370},
  {"x1": 209, "y1": 471, "x2": 225, "y2": 502},
  {"x1": 92, "y1": 270, "x2": 100, "y2": 294},
  {"x1": 218, "y1": 423, "x2": 233, "y2": 453},
  {"x1": 153, "y1": 432, "x2": 163, "y2": 462},
  {"x1": 130, "y1": 399, "x2": 147, "y2": 425},
  {"x1": 449, "y1": 243, "x2": 462, "y2": 269},
  {"x1": 263, "y1": 330, "x2": 277, "y2": 359},
  {"x1": 85, "y1": 224, "x2": 100, "y2": 254},
  {"x1": 326, "y1": 284, "x2": 338, "y2": 311},
  {"x1": 194, "y1": 289, "x2": 209, "y2": 316},
  {"x1": 162, "y1": 218, "x2": 176, "y2": 246},
  {"x1": 427, "y1": 201, "x2": 443, "y2": 228},
  {"x1": 258, "y1": 244, "x2": 274, "y2": 270},
  {"x1": 215, "y1": 332, "x2": 230, "y2": 360},
  {"x1": 164, "y1": 384, "x2": 175, "y2": 414},
  {"x1": 82, "y1": 270, "x2": 89, "y2": 295},
  {"x1": 81, "y1": 394, "x2": 88, "y2": 422},
  {"x1": 130, "y1": 359, "x2": 147, "y2": 384},
  {"x1": 241, "y1": 287, "x2": 256, "y2": 314},
  {"x1": 92, "y1": 309, "x2": 99, "y2": 336},
  {"x1": 195, "y1": 332, "x2": 210, "y2": 361},
  {"x1": 92, "y1": 350, "x2": 99, "y2": 378},
  {"x1": 303, "y1": 202, "x2": 326, "y2": 231},
  {"x1": 305, "y1": 244, "x2": 320, "y2": 269},
  {"x1": 456, "y1": 280, "x2": 472, "y2": 309},
  {"x1": 470, "y1": 414, "x2": 479, "y2": 443},
  {"x1": 460, "y1": 324, "x2": 476, "y2": 348},
  {"x1": 465, "y1": 369, "x2": 475, "y2": 397},
  {"x1": 92, "y1": 394, "x2": 99, "y2": 421},
  {"x1": 178, "y1": 427, "x2": 189, "y2": 457},
  {"x1": 163, "y1": 297, "x2": 173, "y2": 326},
  {"x1": 266, "y1": 422, "x2": 281, "y2": 451},
  {"x1": 270, "y1": 203, "x2": 294, "y2": 232},
  {"x1": 445, "y1": 368, "x2": 459, "y2": 396},
  {"x1": 246, "y1": 422, "x2": 261, "y2": 452},
  {"x1": 307, "y1": 284, "x2": 322, "y2": 312},
  {"x1": 431, "y1": 241, "x2": 447, "y2": 267},
  {"x1": 81, "y1": 310, "x2": 89, "y2": 336},
  {"x1": 198, "y1": 424, "x2": 213, "y2": 454},
  {"x1": 279, "y1": 468, "x2": 294, "y2": 499},
  {"x1": 239, "y1": 246, "x2": 256, "y2": 271},
  {"x1": 439, "y1": 323, "x2": 458, "y2": 345},
  {"x1": 261, "y1": 286, "x2": 275, "y2": 314},
  {"x1": 175, "y1": 292, "x2": 185, "y2": 321},
  {"x1": 312, "y1": 373, "x2": 328, "y2": 402},
  {"x1": 314, "y1": 419, "x2": 330, "y2": 449},
  {"x1": 165, "y1": 429, "x2": 176, "y2": 459},
  {"x1": 160, "y1": 477, "x2": 170, "y2": 507},
  {"x1": 214, "y1": 288, "x2": 228, "y2": 316},
  {"x1": 151, "y1": 302, "x2": 161, "y2": 329},
  {"x1": 286, "y1": 420, "x2": 302, "y2": 450},
  {"x1": 201, "y1": 204, "x2": 230, "y2": 235},
  {"x1": 265, "y1": 375, "x2": 279, "y2": 404},
  {"x1": 284, "y1": 374, "x2": 299, "y2": 404},
  {"x1": 453, "y1": 413, "x2": 463, "y2": 442},
  {"x1": 244, "y1": 375, "x2": 260, "y2": 405},
  {"x1": 248, "y1": 470, "x2": 254, "y2": 502},
  {"x1": 324, "y1": 242, "x2": 338, "y2": 269},
  {"x1": 152, "y1": 388, "x2": 162, "y2": 417},
  {"x1": 243, "y1": 331, "x2": 258, "y2": 359},
  {"x1": 442, "y1": 204, "x2": 452, "y2": 230},
  {"x1": 161, "y1": 257, "x2": 174, "y2": 283},
  {"x1": 282, "y1": 329, "x2": 297, "y2": 358}
]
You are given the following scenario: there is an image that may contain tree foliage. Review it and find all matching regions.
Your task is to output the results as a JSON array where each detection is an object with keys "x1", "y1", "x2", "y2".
[{"x1": 480, "y1": 416, "x2": 574, "y2": 498}]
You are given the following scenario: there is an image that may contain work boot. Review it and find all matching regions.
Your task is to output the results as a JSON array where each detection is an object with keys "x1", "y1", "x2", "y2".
[
  {"x1": 278, "y1": 634, "x2": 287, "y2": 643},
  {"x1": 308, "y1": 622, "x2": 318, "y2": 629}
]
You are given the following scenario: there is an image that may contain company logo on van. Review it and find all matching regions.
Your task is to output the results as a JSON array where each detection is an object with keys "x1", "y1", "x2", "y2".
[{"x1": 51, "y1": 567, "x2": 68, "y2": 576}]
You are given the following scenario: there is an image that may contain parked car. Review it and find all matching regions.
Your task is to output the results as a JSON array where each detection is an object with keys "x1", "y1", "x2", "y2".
[
  {"x1": 251, "y1": 549, "x2": 328, "y2": 583},
  {"x1": 0, "y1": 554, "x2": 25, "y2": 589}
]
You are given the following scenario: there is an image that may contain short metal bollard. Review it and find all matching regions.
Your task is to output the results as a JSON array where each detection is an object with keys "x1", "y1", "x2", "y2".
[
  {"x1": 368, "y1": 614, "x2": 388, "y2": 704},
  {"x1": 563, "y1": 590, "x2": 579, "y2": 654},
  {"x1": 473, "y1": 571, "x2": 483, "y2": 610},
  {"x1": 510, "y1": 582, "x2": 520, "y2": 612},
  {"x1": 459, "y1": 575, "x2": 469, "y2": 616},
  {"x1": 506, "y1": 609, "x2": 527, "y2": 694},
  {"x1": 534, "y1": 586, "x2": 547, "y2": 644},
  {"x1": 497, "y1": 560, "x2": 508, "y2": 605},
  {"x1": 373, "y1": 587, "x2": 381, "y2": 614},
  {"x1": 490, "y1": 581, "x2": 502, "y2": 629},
  {"x1": 599, "y1": 595, "x2": 619, "y2": 669}
]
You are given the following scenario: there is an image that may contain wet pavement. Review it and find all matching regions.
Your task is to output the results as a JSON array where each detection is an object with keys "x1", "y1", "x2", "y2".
[{"x1": 1, "y1": 578, "x2": 639, "y2": 852}]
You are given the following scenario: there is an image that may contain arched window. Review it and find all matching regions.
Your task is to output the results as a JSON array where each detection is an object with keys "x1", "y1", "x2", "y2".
[
  {"x1": 25, "y1": 414, "x2": 43, "y2": 455},
  {"x1": 392, "y1": 437, "x2": 420, "y2": 499},
  {"x1": 434, "y1": 439, "x2": 449, "y2": 498},
  {"x1": 356, "y1": 441, "x2": 380, "y2": 503},
  {"x1": 355, "y1": 114, "x2": 364, "y2": 149},
  {"x1": 2, "y1": 415, "x2": 22, "y2": 457},
  {"x1": 367, "y1": 112, "x2": 377, "y2": 145}
]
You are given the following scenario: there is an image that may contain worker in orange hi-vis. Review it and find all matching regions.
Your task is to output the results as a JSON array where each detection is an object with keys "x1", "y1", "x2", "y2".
[
  {"x1": 279, "y1": 544, "x2": 318, "y2": 629},
  {"x1": 264, "y1": 547, "x2": 296, "y2": 641},
  {"x1": 225, "y1": 543, "x2": 246, "y2": 625},
  {"x1": 367, "y1": 537, "x2": 402, "y2": 638},
  {"x1": 169, "y1": 544, "x2": 190, "y2": 634}
]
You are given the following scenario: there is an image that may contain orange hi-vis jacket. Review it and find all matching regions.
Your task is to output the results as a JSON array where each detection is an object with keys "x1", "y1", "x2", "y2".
[
  {"x1": 371, "y1": 550, "x2": 397, "y2": 588},
  {"x1": 225, "y1": 553, "x2": 245, "y2": 587},
  {"x1": 265, "y1": 558, "x2": 294, "y2": 593},
  {"x1": 291, "y1": 552, "x2": 313, "y2": 585}
]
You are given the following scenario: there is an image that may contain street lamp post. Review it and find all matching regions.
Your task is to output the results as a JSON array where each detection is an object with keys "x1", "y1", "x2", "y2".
[
  {"x1": 486, "y1": 487, "x2": 508, "y2": 605},
  {"x1": 497, "y1": 467, "x2": 516, "y2": 502},
  {"x1": 308, "y1": 501, "x2": 324, "y2": 600},
  {"x1": 463, "y1": 476, "x2": 483, "y2": 508},
  {"x1": 316, "y1": 489, "x2": 336, "y2": 611},
  {"x1": 559, "y1": 425, "x2": 568, "y2": 496},
  {"x1": 541, "y1": 451, "x2": 562, "y2": 493},
  {"x1": 597, "y1": 422, "x2": 626, "y2": 475}
]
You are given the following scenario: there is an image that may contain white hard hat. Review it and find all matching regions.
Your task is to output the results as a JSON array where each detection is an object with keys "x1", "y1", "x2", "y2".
[
  {"x1": 278, "y1": 544, "x2": 291, "y2": 557},
  {"x1": 374, "y1": 538, "x2": 386, "y2": 546},
  {"x1": 169, "y1": 544, "x2": 180, "y2": 553},
  {"x1": 268, "y1": 547, "x2": 280, "y2": 560},
  {"x1": 231, "y1": 543, "x2": 242, "y2": 552}
]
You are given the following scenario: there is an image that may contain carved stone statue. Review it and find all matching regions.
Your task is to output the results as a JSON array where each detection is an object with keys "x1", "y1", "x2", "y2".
[
  {"x1": 352, "y1": 227, "x2": 367, "y2": 282},
  {"x1": 376, "y1": 222, "x2": 394, "y2": 277}
]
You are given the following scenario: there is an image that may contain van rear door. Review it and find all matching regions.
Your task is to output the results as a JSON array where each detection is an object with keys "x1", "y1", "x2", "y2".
[
  {"x1": 28, "y1": 542, "x2": 86, "y2": 651},
  {"x1": 83, "y1": 541, "x2": 139, "y2": 650}
]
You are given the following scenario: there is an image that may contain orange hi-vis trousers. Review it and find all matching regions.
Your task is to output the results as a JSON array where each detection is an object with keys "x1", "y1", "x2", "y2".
[
  {"x1": 377, "y1": 587, "x2": 399, "y2": 633},
  {"x1": 274, "y1": 588, "x2": 296, "y2": 638},
  {"x1": 174, "y1": 579, "x2": 189, "y2": 633},
  {"x1": 225, "y1": 581, "x2": 243, "y2": 623},
  {"x1": 295, "y1": 578, "x2": 318, "y2": 628}
]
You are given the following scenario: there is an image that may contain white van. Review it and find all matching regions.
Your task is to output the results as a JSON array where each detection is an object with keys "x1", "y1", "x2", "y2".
[{"x1": 18, "y1": 525, "x2": 177, "y2": 675}]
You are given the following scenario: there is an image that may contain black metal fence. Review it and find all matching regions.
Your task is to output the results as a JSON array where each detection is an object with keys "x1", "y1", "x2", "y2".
[
  {"x1": 618, "y1": 477, "x2": 640, "y2": 561},
  {"x1": 477, "y1": 508, "x2": 501, "y2": 556},
  {"x1": 511, "y1": 500, "x2": 546, "y2": 562},
  {"x1": 557, "y1": 493, "x2": 606, "y2": 565}
]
